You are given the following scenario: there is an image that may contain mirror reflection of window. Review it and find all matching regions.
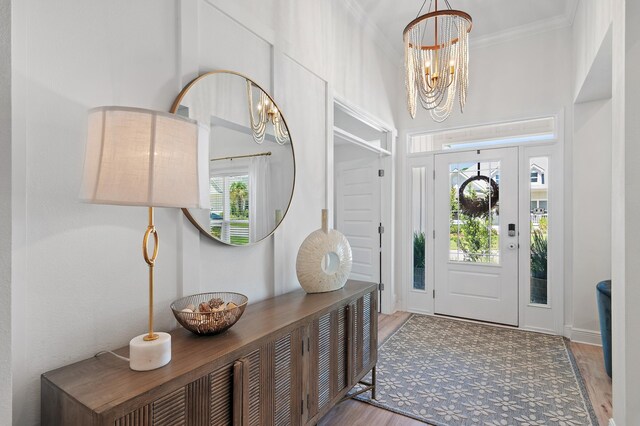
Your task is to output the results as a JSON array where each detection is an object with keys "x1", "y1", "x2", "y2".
[
  {"x1": 208, "y1": 152, "x2": 277, "y2": 245},
  {"x1": 209, "y1": 174, "x2": 250, "y2": 245}
]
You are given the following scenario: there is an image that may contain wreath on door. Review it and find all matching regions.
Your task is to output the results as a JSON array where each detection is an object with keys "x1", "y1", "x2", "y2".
[{"x1": 458, "y1": 175, "x2": 499, "y2": 217}]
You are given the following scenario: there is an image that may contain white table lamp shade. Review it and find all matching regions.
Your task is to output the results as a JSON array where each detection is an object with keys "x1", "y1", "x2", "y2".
[{"x1": 80, "y1": 106, "x2": 209, "y2": 208}]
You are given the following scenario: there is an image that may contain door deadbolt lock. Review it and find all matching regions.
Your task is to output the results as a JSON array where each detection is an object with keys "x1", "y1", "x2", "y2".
[{"x1": 508, "y1": 223, "x2": 516, "y2": 237}]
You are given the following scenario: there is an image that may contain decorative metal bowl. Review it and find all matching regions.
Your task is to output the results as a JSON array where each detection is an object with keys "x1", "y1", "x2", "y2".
[{"x1": 171, "y1": 292, "x2": 248, "y2": 336}]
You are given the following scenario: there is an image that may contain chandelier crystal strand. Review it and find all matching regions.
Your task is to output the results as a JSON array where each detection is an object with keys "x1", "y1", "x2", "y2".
[
  {"x1": 403, "y1": 3, "x2": 471, "y2": 122},
  {"x1": 405, "y1": 29, "x2": 417, "y2": 118},
  {"x1": 247, "y1": 80, "x2": 267, "y2": 144},
  {"x1": 246, "y1": 80, "x2": 289, "y2": 145},
  {"x1": 458, "y1": 19, "x2": 469, "y2": 110},
  {"x1": 431, "y1": 15, "x2": 457, "y2": 122},
  {"x1": 272, "y1": 109, "x2": 290, "y2": 144}
]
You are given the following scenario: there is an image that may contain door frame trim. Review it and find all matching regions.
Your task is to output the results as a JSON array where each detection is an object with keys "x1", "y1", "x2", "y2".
[
  {"x1": 401, "y1": 112, "x2": 565, "y2": 335},
  {"x1": 517, "y1": 144, "x2": 565, "y2": 336},
  {"x1": 404, "y1": 155, "x2": 435, "y2": 315},
  {"x1": 329, "y1": 96, "x2": 397, "y2": 314}
]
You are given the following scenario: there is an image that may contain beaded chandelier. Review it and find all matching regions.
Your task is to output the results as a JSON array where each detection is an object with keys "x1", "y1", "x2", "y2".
[
  {"x1": 404, "y1": 0, "x2": 472, "y2": 122},
  {"x1": 246, "y1": 80, "x2": 289, "y2": 145}
]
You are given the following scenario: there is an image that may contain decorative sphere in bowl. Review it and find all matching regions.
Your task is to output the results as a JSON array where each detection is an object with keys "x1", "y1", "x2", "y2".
[{"x1": 171, "y1": 292, "x2": 248, "y2": 336}]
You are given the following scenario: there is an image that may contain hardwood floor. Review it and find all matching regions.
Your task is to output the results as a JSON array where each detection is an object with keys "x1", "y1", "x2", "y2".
[
  {"x1": 570, "y1": 341, "x2": 613, "y2": 425},
  {"x1": 320, "y1": 312, "x2": 612, "y2": 426}
]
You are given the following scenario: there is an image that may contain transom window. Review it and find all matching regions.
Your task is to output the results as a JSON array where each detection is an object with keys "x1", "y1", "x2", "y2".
[{"x1": 408, "y1": 116, "x2": 557, "y2": 154}]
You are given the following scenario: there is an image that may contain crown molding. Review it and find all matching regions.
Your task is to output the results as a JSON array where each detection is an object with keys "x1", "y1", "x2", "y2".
[
  {"x1": 341, "y1": 0, "x2": 402, "y2": 59},
  {"x1": 471, "y1": 14, "x2": 572, "y2": 49}
]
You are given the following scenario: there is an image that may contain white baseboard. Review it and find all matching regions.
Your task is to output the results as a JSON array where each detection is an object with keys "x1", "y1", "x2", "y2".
[
  {"x1": 521, "y1": 325, "x2": 556, "y2": 335},
  {"x1": 564, "y1": 325, "x2": 602, "y2": 346},
  {"x1": 406, "y1": 307, "x2": 433, "y2": 316}
]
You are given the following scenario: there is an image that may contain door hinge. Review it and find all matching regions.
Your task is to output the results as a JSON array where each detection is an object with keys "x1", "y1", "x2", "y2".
[
  {"x1": 307, "y1": 337, "x2": 310, "y2": 352},
  {"x1": 307, "y1": 393, "x2": 310, "y2": 410},
  {"x1": 433, "y1": 169, "x2": 436, "y2": 179},
  {"x1": 378, "y1": 225, "x2": 385, "y2": 234},
  {"x1": 433, "y1": 230, "x2": 436, "y2": 239},
  {"x1": 379, "y1": 283, "x2": 385, "y2": 291},
  {"x1": 378, "y1": 169, "x2": 385, "y2": 177},
  {"x1": 301, "y1": 339, "x2": 304, "y2": 355},
  {"x1": 433, "y1": 289, "x2": 435, "y2": 298},
  {"x1": 301, "y1": 399, "x2": 304, "y2": 414}
]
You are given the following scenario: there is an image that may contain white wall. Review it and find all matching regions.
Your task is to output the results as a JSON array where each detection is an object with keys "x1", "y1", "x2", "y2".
[
  {"x1": 1, "y1": 0, "x2": 11, "y2": 423},
  {"x1": 12, "y1": 2, "x2": 187, "y2": 423},
  {"x1": 398, "y1": 26, "x2": 573, "y2": 133},
  {"x1": 573, "y1": 0, "x2": 612, "y2": 100},
  {"x1": 571, "y1": 99, "x2": 611, "y2": 342},
  {"x1": 10, "y1": 1, "x2": 399, "y2": 424},
  {"x1": 611, "y1": 1, "x2": 640, "y2": 424}
]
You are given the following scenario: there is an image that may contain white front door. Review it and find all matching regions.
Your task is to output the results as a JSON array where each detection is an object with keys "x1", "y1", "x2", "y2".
[
  {"x1": 335, "y1": 158, "x2": 381, "y2": 285},
  {"x1": 434, "y1": 148, "x2": 519, "y2": 325}
]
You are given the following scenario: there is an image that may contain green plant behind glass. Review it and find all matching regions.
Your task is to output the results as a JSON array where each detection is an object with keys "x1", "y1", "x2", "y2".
[
  {"x1": 538, "y1": 216, "x2": 548, "y2": 234},
  {"x1": 530, "y1": 229, "x2": 548, "y2": 279},
  {"x1": 229, "y1": 181, "x2": 249, "y2": 219},
  {"x1": 450, "y1": 186, "x2": 498, "y2": 262},
  {"x1": 458, "y1": 216, "x2": 498, "y2": 262},
  {"x1": 413, "y1": 231, "x2": 425, "y2": 269}
]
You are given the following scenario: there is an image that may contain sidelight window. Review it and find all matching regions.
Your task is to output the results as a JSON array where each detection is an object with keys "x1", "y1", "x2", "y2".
[
  {"x1": 411, "y1": 167, "x2": 427, "y2": 290},
  {"x1": 529, "y1": 157, "x2": 549, "y2": 305}
]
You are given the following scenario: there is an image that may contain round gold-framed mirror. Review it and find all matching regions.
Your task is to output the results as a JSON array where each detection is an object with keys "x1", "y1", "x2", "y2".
[{"x1": 171, "y1": 71, "x2": 295, "y2": 246}]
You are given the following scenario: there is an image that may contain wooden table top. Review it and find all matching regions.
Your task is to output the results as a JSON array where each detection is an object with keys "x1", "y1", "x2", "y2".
[{"x1": 42, "y1": 280, "x2": 377, "y2": 415}]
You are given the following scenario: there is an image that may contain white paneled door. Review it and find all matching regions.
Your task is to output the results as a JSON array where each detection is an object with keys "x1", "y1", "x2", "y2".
[
  {"x1": 434, "y1": 148, "x2": 519, "y2": 326},
  {"x1": 336, "y1": 158, "x2": 381, "y2": 285}
]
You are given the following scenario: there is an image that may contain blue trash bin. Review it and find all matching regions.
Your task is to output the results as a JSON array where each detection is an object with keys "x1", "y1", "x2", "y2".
[{"x1": 596, "y1": 280, "x2": 612, "y2": 377}]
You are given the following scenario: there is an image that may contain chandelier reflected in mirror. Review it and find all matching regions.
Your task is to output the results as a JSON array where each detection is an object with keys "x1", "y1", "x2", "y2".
[
  {"x1": 404, "y1": 0, "x2": 472, "y2": 122},
  {"x1": 246, "y1": 80, "x2": 289, "y2": 145}
]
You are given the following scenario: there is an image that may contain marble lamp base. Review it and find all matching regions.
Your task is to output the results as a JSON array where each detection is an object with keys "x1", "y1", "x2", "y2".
[{"x1": 129, "y1": 332, "x2": 171, "y2": 371}]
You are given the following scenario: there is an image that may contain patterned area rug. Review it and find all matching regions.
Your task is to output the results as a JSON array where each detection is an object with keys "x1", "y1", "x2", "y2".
[{"x1": 355, "y1": 314, "x2": 598, "y2": 425}]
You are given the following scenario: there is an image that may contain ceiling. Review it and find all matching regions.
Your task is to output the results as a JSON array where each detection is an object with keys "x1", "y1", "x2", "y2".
[{"x1": 349, "y1": 0, "x2": 578, "y2": 53}]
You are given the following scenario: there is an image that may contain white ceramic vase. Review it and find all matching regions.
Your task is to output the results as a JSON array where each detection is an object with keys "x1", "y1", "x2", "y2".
[{"x1": 296, "y1": 209, "x2": 353, "y2": 293}]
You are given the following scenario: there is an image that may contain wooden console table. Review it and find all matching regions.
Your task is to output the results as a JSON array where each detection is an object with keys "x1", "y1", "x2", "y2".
[{"x1": 42, "y1": 280, "x2": 378, "y2": 425}]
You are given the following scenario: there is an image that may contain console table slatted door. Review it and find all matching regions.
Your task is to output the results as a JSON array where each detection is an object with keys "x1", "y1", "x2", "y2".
[
  {"x1": 245, "y1": 327, "x2": 303, "y2": 426},
  {"x1": 41, "y1": 281, "x2": 378, "y2": 426},
  {"x1": 359, "y1": 291, "x2": 376, "y2": 376},
  {"x1": 306, "y1": 290, "x2": 377, "y2": 424},
  {"x1": 210, "y1": 363, "x2": 235, "y2": 425}
]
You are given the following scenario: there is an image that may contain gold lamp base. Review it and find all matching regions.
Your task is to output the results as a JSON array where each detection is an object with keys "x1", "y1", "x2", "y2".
[
  {"x1": 143, "y1": 334, "x2": 159, "y2": 342},
  {"x1": 134, "y1": 207, "x2": 171, "y2": 368}
]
